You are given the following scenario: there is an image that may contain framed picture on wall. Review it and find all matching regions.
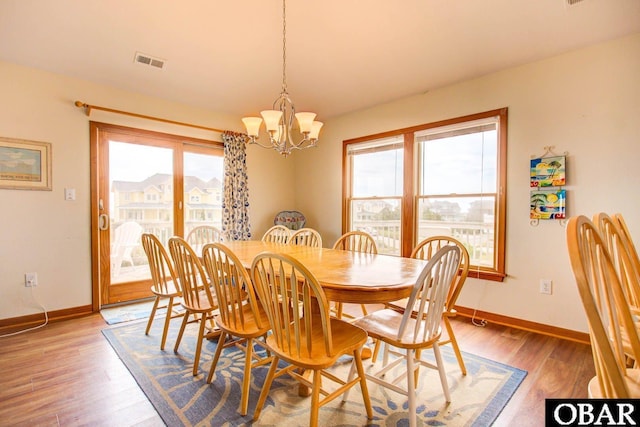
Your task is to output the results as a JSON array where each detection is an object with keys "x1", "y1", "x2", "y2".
[
  {"x1": 530, "y1": 189, "x2": 566, "y2": 220},
  {"x1": 0, "y1": 137, "x2": 52, "y2": 191},
  {"x1": 530, "y1": 155, "x2": 566, "y2": 187}
]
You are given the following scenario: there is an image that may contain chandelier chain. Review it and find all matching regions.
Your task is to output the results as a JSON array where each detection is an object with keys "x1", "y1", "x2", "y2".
[
  {"x1": 281, "y1": 0, "x2": 287, "y2": 94},
  {"x1": 241, "y1": 0, "x2": 322, "y2": 157}
]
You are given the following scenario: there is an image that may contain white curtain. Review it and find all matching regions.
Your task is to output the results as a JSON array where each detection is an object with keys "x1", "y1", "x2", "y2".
[{"x1": 221, "y1": 131, "x2": 252, "y2": 240}]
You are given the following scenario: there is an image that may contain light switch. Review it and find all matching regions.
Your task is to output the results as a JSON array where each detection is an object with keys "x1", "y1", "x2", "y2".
[{"x1": 64, "y1": 188, "x2": 76, "y2": 201}]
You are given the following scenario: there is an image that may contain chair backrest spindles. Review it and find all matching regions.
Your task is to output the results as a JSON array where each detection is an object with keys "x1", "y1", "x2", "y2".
[
  {"x1": 168, "y1": 236, "x2": 214, "y2": 310},
  {"x1": 398, "y1": 245, "x2": 461, "y2": 343},
  {"x1": 262, "y1": 225, "x2": 292, "y2": 244},
  {"x1": 593, "y1": 213, "x2": 640, "y2": 309},
  {"x1": 202, "y1": 242, "x2": 265, "y2": 332},
  {"x1": 567, "y1": 215, "x2": 640, "y2": 398},
  {"x1": 251, "y1": 252, "x2": 333, "y2": 358},
  {"x1": 333, "y1": 230, "x2": 377, "y2": 254},
  {"x1": 141, "y1": 233, "x2": 180, "y2": 295},
  {"x1": 186, "y1": 225, "x2": 224, "y2": 247},
  {"x1": 288, "y1": 228, "x2": 322, "y2": 248},
  {"x1": 411, "y1": 236, "x2": 470, "y2": 312}
]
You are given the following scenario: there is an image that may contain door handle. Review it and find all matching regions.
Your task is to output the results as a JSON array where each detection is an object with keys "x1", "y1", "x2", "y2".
[{"x1": 99, "y1": 213, "x2": 109, "y2": 231}]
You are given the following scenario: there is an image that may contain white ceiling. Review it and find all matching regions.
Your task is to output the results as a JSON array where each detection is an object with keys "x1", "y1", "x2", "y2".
[{"x1": 1, "y1": 0, "x2": 639, "y2": 120}]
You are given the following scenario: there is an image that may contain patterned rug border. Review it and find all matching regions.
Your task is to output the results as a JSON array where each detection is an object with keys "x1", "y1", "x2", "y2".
[
  {"x1": 100, "y1": 301, "x2": 156, "y2": 325},
  {"x1": 102, "y1": 319, "x2": 527, "y2": 426}
]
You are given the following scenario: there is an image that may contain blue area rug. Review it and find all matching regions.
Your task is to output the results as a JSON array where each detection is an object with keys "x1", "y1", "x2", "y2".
[
  {"x1": 100, "y1": 301, "x2": 156, "y2": 325},
  {"x1": 102, "y1": 319, "x2": 526, "y2": 426}
]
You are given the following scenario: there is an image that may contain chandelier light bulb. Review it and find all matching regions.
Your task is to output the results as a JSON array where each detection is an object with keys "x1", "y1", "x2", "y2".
[{"x1": 241, "y1": 117, "x2": 263, "y2": 137}]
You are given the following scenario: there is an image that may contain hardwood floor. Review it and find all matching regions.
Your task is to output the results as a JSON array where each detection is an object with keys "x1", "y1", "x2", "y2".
[{"x1": 0, "y1": 311, "x2": 594, "y2": 427}]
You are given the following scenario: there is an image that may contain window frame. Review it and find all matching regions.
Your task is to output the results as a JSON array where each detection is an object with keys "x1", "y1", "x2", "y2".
[{"x1": 342, "y1": 108, "x2": 508, "y2": 281}]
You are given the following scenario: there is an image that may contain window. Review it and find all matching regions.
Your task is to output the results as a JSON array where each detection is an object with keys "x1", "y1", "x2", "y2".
[
  {"x1": 345, "y1": 136, "x2": 403, "y2": 255},
  {"x1": 343, "y1": 108, "x2": 507, "y2": 281}
]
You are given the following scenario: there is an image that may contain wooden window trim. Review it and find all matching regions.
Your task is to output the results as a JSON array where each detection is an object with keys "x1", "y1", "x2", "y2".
[{"x1": 342, "y1": 108, "x2": 508, "y2": 282}]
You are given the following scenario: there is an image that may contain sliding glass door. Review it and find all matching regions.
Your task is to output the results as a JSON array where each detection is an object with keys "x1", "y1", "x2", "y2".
[{"x1": 90, "y1": 122, "x2": 223, "y2": 307}]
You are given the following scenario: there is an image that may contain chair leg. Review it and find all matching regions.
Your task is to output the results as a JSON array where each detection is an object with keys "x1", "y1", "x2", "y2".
[
  {"x1": 406, "y1": 349, "x2": 417, "y2": 427},
  {"x1": 444, "y1": 317, "x2": 467, "y2": 375},
  {"x1": 371, "y1": 339, "x2": 382, "y2": 363},
  {"x1": 206, "y1": 331, "x2": 227, "y2": 384},
  {"x1": 413, "y1": 348, "x2": 422, "y2": 387},
  {"x1": 310, "y1": 370, "x2": 321, "y2": 427},
  {"x1": 360, "y1": 304, "x2": 368, "y2": 315},
  {"x1": 253, "y1": 356, "x2": 280, "y2": 421},
  {"x1": 383, "y1": 341, "x2": 391, "y2": 367},
  {"x1": 341, "y1": 361, "x2": 357, "y2": 402},
  {"x1": 174, "y1": 311, "x2": 190, "y2": 352},
  {"x1": 336, "y1": 302, "x2": 344, "y2": 318},
  {"x1": 145, "y1": 296, "x2": 161, "y2": 335},
  {"x1": 160, "y1": 296, "x2": 174, "y2": 350},
  {"x1": 192, "y1": 314, "x2": 208, "y2": 376},
  {"x1": 433, "y1": 343, "x2": 451, "y2": 402},
  {"x1": 353, "y1": 349, "x2": 373, "y2": 419},
  {"x1": 240, "y1": 338, "x2": 254, "y2": 416}
]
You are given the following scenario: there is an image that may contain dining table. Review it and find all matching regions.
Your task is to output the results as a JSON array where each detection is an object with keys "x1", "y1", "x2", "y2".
[
  {"x1": 220, "y1": 240, "x2": 429, "y2": 305},
  {"x1": 216, "y1": 239, "x2": 430, "y2": 396}
]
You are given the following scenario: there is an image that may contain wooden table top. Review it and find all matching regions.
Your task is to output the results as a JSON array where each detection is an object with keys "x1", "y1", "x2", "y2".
[{"x1": 220, "y1": 240, "x2": 428, "y2": 304}]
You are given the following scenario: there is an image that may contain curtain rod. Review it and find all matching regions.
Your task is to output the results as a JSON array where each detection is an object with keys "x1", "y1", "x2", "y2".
[{"x1": 74, "y1": 100, "x2": 226, "y2": 133}]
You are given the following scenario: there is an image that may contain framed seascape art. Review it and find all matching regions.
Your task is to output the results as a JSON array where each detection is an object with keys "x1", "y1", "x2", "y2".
[
  {"x1": 530, "y1": 189, "x2": 566, "y2": 220},
  {"x1": 530, "y1": 155, "x2": 566, "y2": 188},
  {"x1": 0, "y1": 137, "x2": 52, "y2": 191}
]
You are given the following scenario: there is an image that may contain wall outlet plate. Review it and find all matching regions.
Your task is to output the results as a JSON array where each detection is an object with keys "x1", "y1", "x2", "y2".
[
  {"x1": 540, "y1": 279, "x2": 552, "y2": 295},
  {"x1": 25, "y1": 272, "x2": 38, "y2": 287}
]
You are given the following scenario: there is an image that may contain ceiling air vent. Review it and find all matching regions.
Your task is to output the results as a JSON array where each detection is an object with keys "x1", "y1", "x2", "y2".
[{"x1": 134, "y1": 52, "x2": 166, "y2": 70}]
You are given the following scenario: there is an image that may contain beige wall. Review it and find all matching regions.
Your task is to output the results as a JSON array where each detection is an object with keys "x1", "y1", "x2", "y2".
[
  {"x1": 0, "y1": 61, "x2": 294, "y2": 319},
  {"x1": 2, "y1": 33, "x2": 639, "y2": 334},
  {"x1": 296, "y1": 33, "x2": 640, "y2": 333}
]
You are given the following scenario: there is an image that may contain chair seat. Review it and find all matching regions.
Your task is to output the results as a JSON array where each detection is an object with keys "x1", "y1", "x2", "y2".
[
  {"x1": 149, "y1": 280, "x2": 181, "y2": 298},
  {"x1": 181, "y1": 288, "x2": 218, "y2": 313},
  {"x1": 387, "y1": 298, "x2": 453, "y2": 319},
  {"x1": 214, "y1": 302, "x2": 270, "y2": 339},
  {"x1": 352, "y1": 309, "x2": 441, "y2": 350},
  {"x1": 266, "y1": 315, "x2": 368, "y2": 370}
]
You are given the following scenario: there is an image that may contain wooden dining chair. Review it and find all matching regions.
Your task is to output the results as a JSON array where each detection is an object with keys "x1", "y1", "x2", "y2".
[
  {"x1": 612, "y1": 213, "x2": 640, "y2": 307},
  {"x1": 593, "y1": 213, "x2": 640, "y2": 313},
  {"x1": 250, "y1": 252, "x2": 373, "y2": 427},
  {"x1": 140, "y1": 233, "x2": 184, "y2": 350},
  {"x1": 332, "y1": 230, "x2": 378, "y2": 318},
  {"x1": 288, "y1": 227, "x2": 323, "y2": 248},
  {"x1": 168, "y1": 236, "x2": 219, "y2": 376},
  {"x1": 261, "y1": 224, "x2": 291, "y2": 244},
  {"x1": 186, "y1": 225, "x2": 224, "y2": 247},
  {"x1": 379, "y1": 236, "x2": 470, "y2": 375},
  {"x1": 201, "y1": 242, "x2": 272, "y2": 416},
  {"x1": 345, "y1": 245, "x2": 461, "y2": 427},
  {"x1": 613, "y1": 213, "x2": 640, "y2": 271},
  {"x1": 566, "y1": 215, "x2": 640, "y2": 397}
]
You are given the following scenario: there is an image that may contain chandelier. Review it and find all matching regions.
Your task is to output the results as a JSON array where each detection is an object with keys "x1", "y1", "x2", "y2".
[{"x1": 242, "y1": 0, "x2": 323, "y2": 157}]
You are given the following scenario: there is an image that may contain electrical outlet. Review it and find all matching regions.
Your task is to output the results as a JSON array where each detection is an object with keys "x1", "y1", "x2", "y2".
[
  {"x1": 540, "y1": 279, "x2": 552, "y2": 295},
  {"x1": 25, "y1": 272, "x2": 38, "y2": 287},
  {"x1": 64, "y1": 188, "x2": 76, "y2": 201}
]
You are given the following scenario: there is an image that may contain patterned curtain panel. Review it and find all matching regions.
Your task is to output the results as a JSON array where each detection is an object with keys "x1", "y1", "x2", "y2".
[{"x1": 221, "y1": 131, "x2": 252, "y2": 240}]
